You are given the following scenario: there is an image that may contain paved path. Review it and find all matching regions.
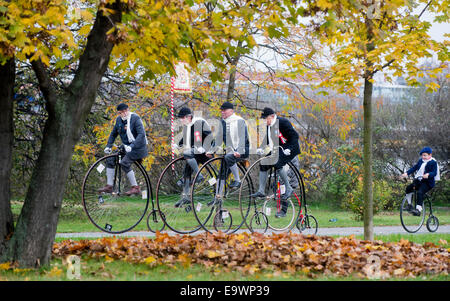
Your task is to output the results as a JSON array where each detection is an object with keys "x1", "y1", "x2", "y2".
[{"x1": 56, "y1": 225, "x2": 450, "y2": 239}]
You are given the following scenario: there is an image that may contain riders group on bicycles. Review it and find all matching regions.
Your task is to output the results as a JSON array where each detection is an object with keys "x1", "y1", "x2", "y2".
[
  {"x1": 92, "y1": 101, "x2": 441, "y2": 235},
  {"x1": 99, "y1": 101, "x2": 299, "y2": 214}
]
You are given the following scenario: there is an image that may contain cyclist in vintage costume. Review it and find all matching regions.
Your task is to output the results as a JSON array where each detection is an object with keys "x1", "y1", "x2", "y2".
[
  {"x1": 250, "y1": 107, "x2": 300, "y2": 217},
  {"x1": 98, "y1": 103, "x2": 148, "y2": 196},
  {"x1": 173, "y1": 107, "x2": 214, "y2": 207},
  {"x1": 206, "y1": 101, "x2": 250, "y2": 205},
  {"x1": 401, "y1": 146, "x2": 440, "y2": 216}
]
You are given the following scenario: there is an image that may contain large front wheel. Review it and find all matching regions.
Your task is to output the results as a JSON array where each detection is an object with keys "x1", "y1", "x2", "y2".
[
  {"x1": 82, "y1": 154, "x2": 150, "y2": 234},
  {"x1": 400, "y1": 194, "x2": 425, "y2": 233},
  {"x1": 239, "y1": 156, "x2": 303, "y2": 233},
  {"x1": 191, "y1": 157, "x2": 253, "y2": 233},
  {"x1": 156, "y1": 157, "x2": 202, "y2": 234}
]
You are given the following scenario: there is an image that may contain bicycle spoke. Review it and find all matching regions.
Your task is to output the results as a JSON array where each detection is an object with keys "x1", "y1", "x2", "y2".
[
  {"x1": 82, "y1": 155, "x2": 150, "y2": 234},
  {"x1": 400, "y1": 194, "x2": 426, "y2": 233},
  {"x1": 240, "y1": 157, "x2": 304, "y2": 233},
  {"x1": 156, "y1": 157, "x2": 201, "y2": 234},
  {"x1": 192, "y1": 157, "x2": 252, "y2": 233}
]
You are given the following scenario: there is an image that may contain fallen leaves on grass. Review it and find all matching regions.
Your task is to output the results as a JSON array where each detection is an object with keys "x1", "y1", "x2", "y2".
[{"x1": 52, "y1": 232, "x2": 449, "y2": 279}]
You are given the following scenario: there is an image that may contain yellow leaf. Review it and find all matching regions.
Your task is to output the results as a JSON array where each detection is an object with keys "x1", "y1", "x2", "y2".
[
  {"x1": 104, "y1": 255, "x2": 114, "y2": 263},
  {"x1": 40, "y1": 53, "x2": 50, "y2": 66},
  {"x1": 317, "y1": 0, "x2": 333, "y2": 9},
  {"x1": 207, "y1": 250, "x2": 221, "y2": 258},
  {"x1": 80, "y1": 9, "x2": 94, "y2": 22},
  {"x1": 47, "y1": 266, "x2": 63, "y2": 277},
  {"x1": 0, "y1": 262, "x2": 11, "y2": 270},
  {"x1": 78, "y1": 24, "x2": 92, "y2": 36},
  {"x1": 144, "y1": 256, "x2": 156, "y2": 264}
]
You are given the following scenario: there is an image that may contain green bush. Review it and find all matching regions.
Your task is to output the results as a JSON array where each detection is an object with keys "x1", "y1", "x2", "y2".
[
  {"x1": 430, "y1": 178, "x2": 450, "y2": 206},
  {"x1": 322, "y1": 172, "x2": 356, "y2": 207},
  {"x1": 382, "y1": 180, "x2": 405, "y2": 211},
  {"x1": 342, "y1": 178, "x2": 394, "y2": 221},
  {"x1": 320, "y1": 145, "x2": 363, "y2": 207}
]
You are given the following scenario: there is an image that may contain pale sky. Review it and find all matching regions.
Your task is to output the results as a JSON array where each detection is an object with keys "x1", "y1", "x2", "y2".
[{"x1": 421, "y1": 9, "x2": 449, "y2": 42}]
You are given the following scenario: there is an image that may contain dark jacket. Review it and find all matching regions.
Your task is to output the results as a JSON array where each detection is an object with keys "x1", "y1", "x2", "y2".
[
  {"x1": 178, "y1": 118, "x2": 214, "y2": 152},
  {"x1": 407, "y1": 159, "x2": 438, "y2": 188},
  {"x1": 107, "y1": 114, "x2": 148, "y2": 160},
  {"x1": 261, "y1": 116, "x2": 300, "y2": 156}
]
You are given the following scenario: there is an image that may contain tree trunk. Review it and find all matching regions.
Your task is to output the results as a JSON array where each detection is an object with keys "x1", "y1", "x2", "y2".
[
  {"x1": 226, "y1": 41, "x2": 242, "y2": 101},
  {"x1": 227, "y1": 62, "x2": 238, "y2": 101},
  {"x1": 0, "y1": 58, "x2": 15, "y2": 254},
  {"x1": 1, "y1": 2, "x2": 122, "y2": 267},
  {"x1": 362, "y1": 16, "x2": 375, "y2": 241},
  {"x1": 362, "y1": 77, "x2": 374, "y2": 241}
]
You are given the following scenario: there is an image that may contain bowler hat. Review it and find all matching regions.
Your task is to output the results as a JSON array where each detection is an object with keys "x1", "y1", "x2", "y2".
[
  {"x1": 177, "y1": 107, "x2": 192, "y2": 118},
  {"x1": 261, "y1": 107, "x2": 275, "y2": 119},
  {"x1": 220, "y1": 102, "x2": 234, "y2": 110},
  {"x1": 116, "y1": 103, "x2": 129, "y2": 111}
]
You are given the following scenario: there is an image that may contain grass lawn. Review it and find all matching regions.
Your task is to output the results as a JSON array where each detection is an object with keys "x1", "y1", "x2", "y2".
[{"x1": 10, "y1": 200, "x2": 450, "y2": 234}]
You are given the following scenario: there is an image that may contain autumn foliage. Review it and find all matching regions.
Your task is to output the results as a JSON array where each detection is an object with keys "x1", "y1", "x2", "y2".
[{"x1": 53, "y1": 232, "x2": 449, "y2": 279}]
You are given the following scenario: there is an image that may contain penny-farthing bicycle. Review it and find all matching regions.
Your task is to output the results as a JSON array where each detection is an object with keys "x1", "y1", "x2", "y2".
[
  {"x1": 82, "y1": 145, "x2": 164, "y2": 234},
  {"x1": 400, "y1": 176, "x2": 439, "y2": 233}
]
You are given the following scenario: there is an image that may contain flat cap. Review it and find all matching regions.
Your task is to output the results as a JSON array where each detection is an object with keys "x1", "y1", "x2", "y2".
[{"x1": 419, "y1": 146, "x2": 432, "y2": 155}]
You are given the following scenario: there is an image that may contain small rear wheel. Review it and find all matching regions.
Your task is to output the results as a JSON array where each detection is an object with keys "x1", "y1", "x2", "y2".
[
  {"x1": 297, "y1": 214, "x2": 318, "y2": 235},
  {"x1": 426, "y1": 215, "x2": 439, "y2": 233},
  {"x1": 249, "y1": 211, "x2": 269, "y2": 233},
  {"x1": 146, "y1": 209, "x2": 165, "y2": 233}
]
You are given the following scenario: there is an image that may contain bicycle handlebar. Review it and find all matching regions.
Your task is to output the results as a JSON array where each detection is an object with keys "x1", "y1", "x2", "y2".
[
  {"x1": 398, "y1": 174, "x2": 424, "y2": 183},
  {"x1": 257, "y1": 145, "x2": 291, "y2": 156}
]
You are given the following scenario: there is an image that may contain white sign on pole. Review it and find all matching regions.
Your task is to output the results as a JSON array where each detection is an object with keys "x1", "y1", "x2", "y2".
[{"x1": 173, "y1": 62, "x2": 192, "y2": 94}]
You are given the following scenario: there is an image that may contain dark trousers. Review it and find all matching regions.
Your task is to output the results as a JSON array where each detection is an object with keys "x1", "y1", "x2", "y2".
[
  {"x1": 106, "y1": 154, "x2": 139, "y2": 174},
  {"x1": 219, "y1": 153, "x2": 247, "y2": 180},
  {"x1": 183, "y1": 150, "x2": 210, "y2": 178},
  {"x1": 406, "y1": 178, "x2": 432, "y2": 206},
  {"x1": 260, "y1": 151, "x2": 296, "y2": 172}
]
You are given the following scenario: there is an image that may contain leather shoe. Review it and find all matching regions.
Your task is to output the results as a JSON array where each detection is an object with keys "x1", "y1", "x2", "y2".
[
  {"x1": 98, "y1": 185, "x2": 113, "y2": 194},
  {"x1": 125, "y1": 185, "x2": 141, "y2": 196},
  {"x1": 250, "y1": 191, "x2": 265, "y2": 198}
]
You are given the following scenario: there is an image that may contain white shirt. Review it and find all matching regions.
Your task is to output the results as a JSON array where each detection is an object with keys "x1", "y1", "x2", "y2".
[{"x1": 267, "y1": 115, "x2": 277, "y2": 149}]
